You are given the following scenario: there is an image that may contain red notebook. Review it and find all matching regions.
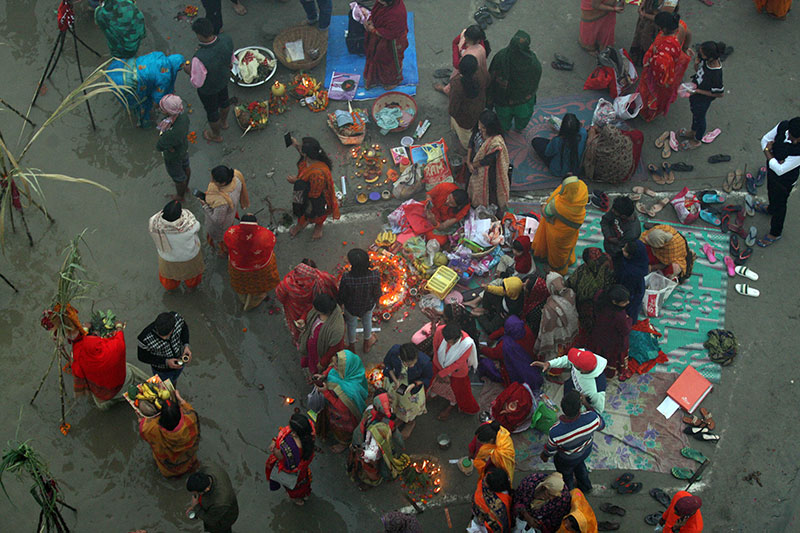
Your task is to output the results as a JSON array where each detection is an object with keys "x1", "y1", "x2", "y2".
[{"x1": 666, "y1": 366, "x2": 713, "y2": 413}]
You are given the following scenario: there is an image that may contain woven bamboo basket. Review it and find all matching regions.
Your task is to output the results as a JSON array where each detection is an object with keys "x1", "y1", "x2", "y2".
[
  {"x1": 327, "y1": 115, "x2": 365, "y2": 145},
  {"x1": 371, "y1": 91, "x2": 417, "y2": 133},
  {"x1": 273, "y1": 25, "x2": 328, "y2": 71}
]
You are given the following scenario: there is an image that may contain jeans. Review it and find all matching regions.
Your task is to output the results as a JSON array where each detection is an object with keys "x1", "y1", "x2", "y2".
[
  {"x1": 300, "y1": 0, "x2": 333, "y2": 29},
  {"x1": 554, "y1": 451, "x2": 593, "y2": 492},
  {"x1": 766, "y1": 169, "x2": 798, "y2": 236},
  {"x1": 153, "y1": 366, "x2": 184, "y2": 385},
  {"x1": 344, "y1": 306, "x2": 375, "y2": 345},
  {"x1": 689, "y1": 96, "x2": 712, "y2": 141}
]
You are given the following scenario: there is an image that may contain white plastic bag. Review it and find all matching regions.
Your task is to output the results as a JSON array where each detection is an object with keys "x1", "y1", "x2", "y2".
[
  {"x1": 591, "y1": 98, "x2": 616, "y2": 126},
  {"x1": 670, "y1": 186, "x2": 701, "y2": 224},
  {"x1": 678, "y1": 82, "x2": 697, "y2": 98},
  {"x1": 613, "y1": 93, "x2": 643, "y2": 120},
  {"x1": 643, "y1": 272, "x2": 678, "y2": 317}
]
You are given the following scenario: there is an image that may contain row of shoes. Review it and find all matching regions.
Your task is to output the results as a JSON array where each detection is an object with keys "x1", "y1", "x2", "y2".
[{"x1": 473, "y1": 0, "x2": 517, "y2": 29}]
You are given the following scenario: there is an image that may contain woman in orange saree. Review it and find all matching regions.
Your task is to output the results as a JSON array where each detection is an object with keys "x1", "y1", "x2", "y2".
[
  {"x1": 754, "y1": 0, "x2": 792, "y2": 19},
  {"x1": 532, "y1": 177, "x2": 588, "y2": 275},
  {"x1": 638, "y1": 12, "x2": 691, "y2": 122},
  {"x1": 470, "y1": 467, "x2": 514, "y2": 533},
  {"x1": 288, "y1": 137, "x2": 340, "y2": 240},
  {"x1": 138, "y1": 390, "x2": 200, "y2": 478}
]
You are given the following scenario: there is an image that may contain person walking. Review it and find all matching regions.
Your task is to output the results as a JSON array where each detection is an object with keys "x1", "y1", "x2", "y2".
[
  {"x1": 428, "y1": 323, "x2": 480, "y2": 420},
  {"x1": 94, "y1": 0, "x2": 146, "y2": 59},
  {"x1": 579, "y1": 0, "x2": 624, "y2": 55},
  {"x1": 186, "y1": 464, "x2": 239, "y2": 532},
  {"x1": 540, "y1": 390, "x2": 605, "y2": 493},
  {"x1": 337, "y1": 249, "x2": 381, "y2": 353},
  {"x1": 137, "y1": 311, "x2": 192, "y2": 384},
  {"x1": 138, "y1": 389, "x2": 200, "y2": 478},
  {"x1": 184, "y1": 18, "x2": 234, "y2": 143},
  {"x1": 276, "y1": 259, "x2": 339, "y2": 346},
  {"x1": 677, "y1": 41, "x2": 726, "y2": 151},
  {"x1": 202, "y1": 165, "x2": 250, "y2": 254},
  {"x1": 149, "y1": 201, "x2": 204, "y2": 292},
  {"x1": 287, "y1": 137, "x2": 339, "y2": 240},
  {"x1": 223, "y1": 214, "x2": 279, "y2": 311},
  {"x1": 757, "y1": 117, "x2": 800, "y2": 247},
  {"x1": 156, "y1": 95, "x2": 191, "y2": 201}
]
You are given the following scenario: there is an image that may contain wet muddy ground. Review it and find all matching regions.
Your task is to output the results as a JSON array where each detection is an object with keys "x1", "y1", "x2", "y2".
[{"x1": 1, "y1": 0, "x2": 799, "y2": 531}]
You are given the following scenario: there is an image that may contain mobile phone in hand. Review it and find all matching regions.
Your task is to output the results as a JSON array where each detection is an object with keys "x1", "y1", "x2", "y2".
[
  {"x1": 397, "y1": 384, "x2": 408, "y2": 395},
  {"x1": 284, "y1": 132, "x2": 293, "y2": 148},
  {"x1": 192, "y1": 188, "x2": 206, "y2": 201}
]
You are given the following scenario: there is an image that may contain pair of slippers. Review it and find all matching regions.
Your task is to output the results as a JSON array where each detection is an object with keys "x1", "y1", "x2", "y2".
[
  {"x1": 473, "y1": 7, "x2": 493, "y2": 28},
  {"x1": 643, "y1": 487, "x2": 674, "y2": 525},
  {"x1": 654, "y1": 131, "x2": 673, "y2": 159},
  {"x1": 729, "y1": 234, "x2": 753, "y2": 266},
  {"x1": 683, "y1": 407, "x2": 715, "y2": 430},
  {"x1": 723, "y1": 169, "x2": 745, "y2": 193},
  {"x1": 670, "y1": 128, "x2": 722, "y2": 151},
  {"x1": 630, "y1": 185, "x2": 656, "y2": 201},
  {"x1": 683, "y1": 424, "x2": 720, "y2": 442},
  {"x1": 672, "y1": 448, "x2": 710, "y2": 481},
  {"x1": 589, "y1": 190, "x2": 610, "y2": 211},
  {"x1": 635, "y1": 196, "x2": 670, "y2": 217},
  {"x1": 648, "y1": 163, "x2": 675, "y2": 185},
  {"x1": 611, "y1": 473, "x2": 642, "y2": 494},
  {"x1": 552, "y1": 53, "x2": 574, "y2": 71}
]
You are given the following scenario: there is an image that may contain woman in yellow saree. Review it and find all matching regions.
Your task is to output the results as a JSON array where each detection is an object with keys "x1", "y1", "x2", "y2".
[
  {"x1": 532, "y1": 177, "x2": 588, "y2": 274},
  {"x1": 557, "y1": 488, "x2": 598, "y2": 533},
  {"x1": 471, "y1": 421, "x2": 516, "y2": 483}
]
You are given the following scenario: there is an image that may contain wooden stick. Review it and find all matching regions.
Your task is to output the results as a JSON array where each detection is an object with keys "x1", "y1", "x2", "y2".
[
  {"x1": 69, "y1": 28, "x2": 101, "y2": 58},
  {"x1": 404, "y1": 493, "x2": 423, "y2": 514},
  {"x1": 0, "y1": 272, "x2": 19, "y2": 292},
  {"x1": 0, "y1": 98, "x2": 37, "y2": 128},
  {"x1": 30, "y1": 33, "x2": 63, "y2": 111},
  {"x1": 30, "y1": 350, "x2": 57, "y2": 405},
  {"x1": 71, "y1": 30, "x2": 96, "y2": 131}
]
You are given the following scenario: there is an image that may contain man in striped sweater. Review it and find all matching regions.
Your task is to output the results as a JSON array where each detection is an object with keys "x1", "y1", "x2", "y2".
[{"x1": 540, "y1": 389, "x2": 605, "y2": 493}]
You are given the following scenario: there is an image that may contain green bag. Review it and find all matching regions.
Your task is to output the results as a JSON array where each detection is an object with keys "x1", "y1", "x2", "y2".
[{"x1": 531, "y1": 396, "x2": 558, "y2": 433}]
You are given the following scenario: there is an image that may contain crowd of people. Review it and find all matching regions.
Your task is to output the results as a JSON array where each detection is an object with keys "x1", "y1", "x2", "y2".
[{"x1": 38, "y1": 0, "x2": 799, "y2": 531}]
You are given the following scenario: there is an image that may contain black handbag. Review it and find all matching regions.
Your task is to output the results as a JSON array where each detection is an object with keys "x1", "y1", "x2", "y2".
[{"x1": 346, "y1": 11, "x2": 366, "y2": 55}]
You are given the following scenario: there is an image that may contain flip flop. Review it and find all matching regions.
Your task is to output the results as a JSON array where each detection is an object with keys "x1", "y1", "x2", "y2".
[
  {"x1": 676, "y1": 128, "x2": 692, "y2": 139},
  {"x1": 746, "y1": 173, "x2": 757, "y2": 195},
  {"x1": 499, "y1": 0, "x2": 517, "y2": 11},
  {"x1": 671, "y1": 467, "x2": 700, "y2": 481},
  {"x1": 719, "y1": 214, "x2": 730, "y2": 233},
  {"x1": 650, "y1": 198, "x2": 670, "y2": 215},
  {"x1": 735, "y1": 283, "x2": 760, "y2": 297},
  {"x1": 733, "y1": 168, "x2": 745, "y2": 190},
  {"x1": 701, "y1": 243, "x2": 717, "y2": 263},
  {"x1": 630, "y1": 193, "x2": 642, "y2": 201},
  {"x1": 745, "y1": 194, "x2": 755, "y2": 217},
  {"x1": 611, "y1": 473, "x2": 634, "y2": 489},
  {"x1": 598, "y1": 522, "x2": 620, "y2": 531},
  {"x1": 648, "y1": 164, "x2": 666, "y2": 185},
  {"x1": 682, "y1": 414, "x2": 704, "y2": 426},
  {"x1": 757, "y1": 235, "x2": 781, "y2": 247},
  {"x1": 708, "y1": 154, "x2": 731, "y2": 164},
  {"x1": 632, "y1": 186, "x2": 657, "y2": 197},
  {"x1": 553, "y1": 53, "x2": 574, "y2": 68},
  {"x1": 650, "y1": 488, "x2": 671, "y2": 508},
  {"x1": 722, "y1": 171, "x2": 735, "y2": 193},
  {"x1": 701, "y1": 128, "x2": 722, "y2": 143},
  {"x1": 599, "y1": 503, "x2": 626, "y2": 516},
  {"x1": 636, "y1": 202, "x2": 654, "y2": 217},
  {"x1": 644, "y1": 513, "x2": 662, "y2": 526},
  {"x1": 433, "y1": 68, "x2": 452, "y2": 78},
  {"x1": 670, "y1": 162, "x2": 694, "y2": 172},
  {"x1": 678, "y1": 140, "x2": 701, "y2": 151},
  {"x1": 699, "y1": 210, "x2": 721, "y2": 226},
  {"x1": 590, "y1": 192, "x2": 610, "y2": 211},
  {"x1": 700, "y1": 407, "x2": 716, "y2": 430},
  {"x1": 701, "y1": 193, "x2": 725, "y2": 203},
  {"x1": 729, "y1": 234, "x2": 740, "y2": 255},
  {"x1": 723, "y1": 256, "x2": 735, "y2": 277},
  {"x1": 693, "y1": 432, "x2": 720, "y2": 442},
  {"x1": 661, "y1": 143, "x2": 671, "y2": 159},
  {"x1": 734, "y1": 246, "x2": 753, "y2": 265},
  {"x1": 681, "y1": 447, "x2": 709, "y2": 464},
  {"x1": 654, "y1": 130, "x2": 670, "y2": 148},
  {"x1": 661, "y1": 162, "x2": 676, "y2": 184},
  {"x1": 551, "y1": 60, "x2": 574, "y2": 71},
  {"x1": 753, "y1": 201, "x2": 770, "y2": 215},
  {"x1": 617, "y1": 482, "x2": 643, "y2": 494},
  {"x1": 755, "y1": 166, "x2": 767, "y2": 186},
  {"x1": 745, "y1": 225, "x2": 757, "y2": 247},
  {"x1": 669, "y1": 131, "x2": 680, "y2": 152}
]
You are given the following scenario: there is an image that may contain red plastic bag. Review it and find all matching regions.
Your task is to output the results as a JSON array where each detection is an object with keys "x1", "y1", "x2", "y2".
[{"x1": 583, "y1": 66, "x2": 615, "y2": 92}]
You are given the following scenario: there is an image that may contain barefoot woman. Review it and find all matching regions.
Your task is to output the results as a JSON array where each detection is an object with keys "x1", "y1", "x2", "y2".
[
  {"x1": 363, "y1": 0, "x2": 408, "y2": 90},
  {"x1": 288, "y1": 137, "x2": 340, "y2": 240}
]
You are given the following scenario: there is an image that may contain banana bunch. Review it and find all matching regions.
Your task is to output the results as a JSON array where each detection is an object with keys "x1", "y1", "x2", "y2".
[
  {"x1": 136, "y1": 383, "x2": 170, "y2": 410},
  {"x1": 375, "y1": 231, "x2": 397, "y2": 247}
]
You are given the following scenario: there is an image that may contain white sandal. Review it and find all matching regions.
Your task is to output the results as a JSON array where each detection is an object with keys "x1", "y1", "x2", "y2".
[
  {"x1": 734, "y1": 266, "x2": 759, "y2": 281},
  {"x1": 735, "y1": 283, "x2": 760, "y2": 297}
]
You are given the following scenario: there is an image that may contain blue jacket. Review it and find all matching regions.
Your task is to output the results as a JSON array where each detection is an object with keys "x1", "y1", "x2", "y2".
[
  {"x1": 383, "y1": 344, "x2": 433, "y2": 389},
  {"x1": 545, "y1": 128, "x2": 588, "y2": 177}
]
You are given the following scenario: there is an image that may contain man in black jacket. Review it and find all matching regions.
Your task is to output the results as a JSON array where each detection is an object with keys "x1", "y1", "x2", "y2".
[{"x1": 137, "y1": 311, "x2": 192, "y2": 383}]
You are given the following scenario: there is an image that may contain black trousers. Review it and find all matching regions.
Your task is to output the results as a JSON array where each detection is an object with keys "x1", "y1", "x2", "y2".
[
  {"x1": 767, "y1": 168, "x2": 798, "y2": 236},
  {"x1": 202, "y1": 0, "x2": 239, "y2": 34},
  {"x1": 554, "y1": 452, "x2": 593, "y2": 492},
  {"x1": 531, "y1": 137, "x2": 553, "y2": 165}
]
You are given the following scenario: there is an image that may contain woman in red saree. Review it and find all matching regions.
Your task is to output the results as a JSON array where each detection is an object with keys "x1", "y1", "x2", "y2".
[
  {"x1": 266, "y1": 414, "x2": 316, "y2": 505},
  {"x1": 223, "y1": 214, "x2": 279, "y2": 311},
  {"x1": 638, "y1": 12, "x2": 691, "y2": 121},
  {"x1": 470, "y1": 467, "x2": 514, "y2": 533},
  {"x1": 363, "y1": 0, "x2": 408, "y2": 89},
  {"x1": 428, "y1": 323, "x2": 480, "y2": 420},
  {"x1": 313, "y1": 350, "x2": 369, "y2": 453},
  {"x1": 276, "y1": 259, "x2": 339, "y2": 346},
  {"x1": 288, "y1": 137, "x2": 340, "y2": 240}
]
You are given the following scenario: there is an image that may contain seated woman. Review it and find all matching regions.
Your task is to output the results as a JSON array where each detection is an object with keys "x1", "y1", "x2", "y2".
[
  {"x1": 498, "y1": 236, "x2": 534, "y2": 278},
  {"x1": 477, "y1": 276, "x2": 524, "y2": 335},
  {"x1": 532, "y1": 177, "x2": 588, "y2": 274},
  {"x1": 428, "y1": 324, "x2": 480, "y2": 420},
  {"x1": 469, "y1": 421, "x2": 516, "y2": 482},
  {"x1": 557, "y1": 488, "x2": 598, "y2": 533},
  {"x1": 403, "y1": 183, "x2": 471, "y2": 247},
  {"x1": 530, "y1": 114, "x2": 588, "y2": 178},
  {"x1": 586, "y1": 285, "x2": 633, "y2": 380},
  {"x1": 535, "y1": 273, "x2": 579, "y2": 360},
  {"x1": 582, "y1": 124, "x2": 644, "y2": 184},
  {"x1": 640, "y1": 224, "x2": 692, "y2": 281},
  {"x1": 138, "y1": 390, "x2": 200, "y2": 478},
  {"x1": 382, "y1": 343, "x2": 433, "y2": 439},
  {"x1": 298, "y1": 294, "x2": 346, "y2": 375},
  {"x1": 478, "y1": 316, "x2": 542, "y2": 393},
  {"x1": 469, "y1": 466, "x2": 514, "y2": 533},
  {"x1": 312, "y1": 350, "x2": 369, "y2": 453},
  {"x1": 489, "y1": 382, "x2": 536, "y2": 434},
  {"x1": 514, "y1": 472, "x2": 571, "y2": 533},
  {"x1": 265, "y1": 414, "x2": 316, "y2": 505},
  {"x1": 565, "y1": 247, "x2": 615, "y2": 337},
  {"x1": 363, "y1": 0, "x2": 409, "y2": 90},
  {"x1": 347, "y1": 392, "x2": 409, "y2": 489}
]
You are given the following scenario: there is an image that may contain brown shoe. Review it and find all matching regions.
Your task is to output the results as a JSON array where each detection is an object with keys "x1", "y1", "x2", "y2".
[{"x1": 363, "y1": 334, "x2": 377, "y2": 353}]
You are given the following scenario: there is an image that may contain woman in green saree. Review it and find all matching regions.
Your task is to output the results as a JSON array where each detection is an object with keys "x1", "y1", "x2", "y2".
[
  {"x1": 488, "y1": 30, "x2": 543, "y2": 132},
  {"x1": 314, "y1": 350, "x2": 369, "y2": 453}
]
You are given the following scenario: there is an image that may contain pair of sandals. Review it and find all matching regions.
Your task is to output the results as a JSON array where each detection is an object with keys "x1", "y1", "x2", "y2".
[
  {"x1": 722, "y1": 169, "x2": 745, "y2": 193},
  {"x1": 473, "y1": 7, "x2": 493, "y2": 28},
  {"x1": 672, "y1": 447, "x2": 710, "y2": 482},
  {"x1": 552, "y1": 53, "x2": 574, "y2": 71},
  {"x1": 589, "y1": 190, "x2": 610, "y2": 211},
  {"x1": 683, "y1": 407, "x2": 715, "y2": 431},
  {"x1": 611, "y1": 473, "x2": 642, "y2": 494},
  {"x1": 635, "y1": 196, "x2": 670, "y2": 218},
  {"x1": 654, "y1": 131, "x2": 673, "y2": 159},
  {"x1": 671, "y1": 128, "x2": 722, "y2": 151},
  {"x1": 648, "y1": 163, "x2": 675, "y2": 185},
  {"x1": 729, "y1": 234, "x2": 753, "y2": 266}
]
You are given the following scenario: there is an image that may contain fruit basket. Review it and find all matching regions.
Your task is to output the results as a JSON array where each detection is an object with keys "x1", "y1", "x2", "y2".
[{"x1": 123, "y1": 375, "x2": 175, "y2": 418}]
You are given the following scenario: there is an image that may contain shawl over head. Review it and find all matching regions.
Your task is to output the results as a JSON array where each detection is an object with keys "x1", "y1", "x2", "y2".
[
  {"x1": 531, "y1": 472, "x2": 565, "y2": 509},
  {"x1": 205, "y1": 169, "x2": 250, "y2": 210},
  {"x1": 298, "y1": 306, "x2": 345, "y2": 359},
  {"x1": 488, "y1": 30, "x2": 542, "y2": 106},
  {"x1": 326, "y1": 350, "x2": 368, "y2": 416},
  {"x1": 645, "y1": 228, "x2": 673, "y2": 248},
  {"x1": 513, "y1": 236, "x2": 533, "y2": 275},
  {"x1": 473, "y1": 425, "x2": 516, "y2": 483},
  {"x1": 148, "y1": 208, "x2": 199, "y2": 254},
  {"x1": 157, "y1": 94, "x2": 184, "y2": 133},
  {"x1": 469, "y1": 134, "x2": 510, "y2": 208}
]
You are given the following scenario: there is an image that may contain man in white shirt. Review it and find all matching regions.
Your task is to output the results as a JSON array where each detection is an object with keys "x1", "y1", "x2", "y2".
[{"x1": 757, "y1": 117, "x2": 800, "y2": 246}]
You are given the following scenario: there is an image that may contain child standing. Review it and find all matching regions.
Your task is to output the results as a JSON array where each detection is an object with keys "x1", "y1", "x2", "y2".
[{"x1": 679, "y1": 41, "x2": 726, "y2": 150}]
